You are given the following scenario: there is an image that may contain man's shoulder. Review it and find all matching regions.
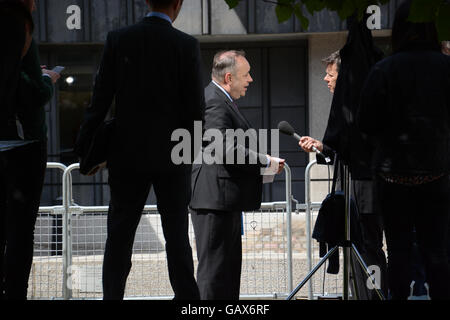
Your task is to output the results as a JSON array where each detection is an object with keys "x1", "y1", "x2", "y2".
[
  {"x1": 107, "y1": 20, "x2": 198, "y2": 47},
  {"x1": 205, "y1": 83, "x2": 226, "y2": 105}
]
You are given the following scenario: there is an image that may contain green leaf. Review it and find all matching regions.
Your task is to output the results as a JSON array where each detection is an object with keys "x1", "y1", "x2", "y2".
[
  {"x1": 294, "y1": 4, "x2": 310, "y2": 30},
  {"x1": 409, "y1": 0, "x2": 442, "y2": 23},
  {"x1": 224, "y1": 0, "x2": 240, "y2": 9},
  {"x1": 303, "y1": 0, "x2": 326, "y2": 15},
  {"x1": 337, "y1": 0, "x2": 357, "y2": 20},
  {"x1": 436, "y1": 2, "x2": 450, "y2": 41},
  {"x1": 324, "y1": 0, "x2": 344, "y2": 11},
  {"x1": 275, "y1": 2, "x2": 294, "y2": 23}
]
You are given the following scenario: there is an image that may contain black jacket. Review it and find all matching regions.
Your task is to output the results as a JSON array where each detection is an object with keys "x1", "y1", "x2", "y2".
[
  {"x1": 0, "y1": 8, "x2": 26, "y2": 140},
  {"x1": 357, "y1": 46, "x2": 450, "y2": 176},
  {"x1": 74, "y1": 16, "x2": 205, "y2": 171},
  {"x1": 189, "y1": 82, "x2": 266, "y2": 212}
]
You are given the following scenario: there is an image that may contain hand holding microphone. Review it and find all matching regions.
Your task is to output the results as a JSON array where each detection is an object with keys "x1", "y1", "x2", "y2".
[{"x1": 278, "y1": 121, "x2": 331, "y2": 163}]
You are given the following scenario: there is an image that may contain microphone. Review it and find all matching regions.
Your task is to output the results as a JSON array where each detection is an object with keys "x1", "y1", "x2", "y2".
[{"x1": 278, "y1": 121, "x2": 331, "y2": 163}]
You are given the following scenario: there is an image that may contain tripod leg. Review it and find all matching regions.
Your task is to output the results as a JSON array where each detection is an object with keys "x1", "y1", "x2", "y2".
[
  {"x1": 286, "y1": 246, "x2": 339, "y2": 300},
  {"x1": 349, "y1": 251, "x2": 360, "y2": 300},
  {"x1": 351, "y1": 244, "x2": 386, "y2": 300}
]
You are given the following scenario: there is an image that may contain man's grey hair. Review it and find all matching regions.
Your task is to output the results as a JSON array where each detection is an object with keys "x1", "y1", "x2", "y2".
[
  {"x1": 442, "y1": 41, "x2": 450, "y2": 50},
  {"x1": 211, "y1": 50, "x2": 246, "y2": 82},
  {"x1": 322, "y1": 50, "x2": 341, "y2": 72}
]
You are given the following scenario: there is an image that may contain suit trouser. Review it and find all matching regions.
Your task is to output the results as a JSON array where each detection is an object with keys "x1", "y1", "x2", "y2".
[
  {"x1": 190, "y1": 209, "x2": 242, "y2": 300},
  {"x1": 0, "y1": 142, "x2": 47, "y2": 300},
  {"x1": 375, "y1": 175, "x2": 450, "y2": 300},
  {"x1": 103, "y1": 165, "x2": 199, "y2": 300}
]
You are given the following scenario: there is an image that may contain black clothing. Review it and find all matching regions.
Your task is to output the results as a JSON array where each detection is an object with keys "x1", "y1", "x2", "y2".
[
  {"x1": 0, "y1": 4, "x2": 44, "y2": 300},
  {"x1": 375, "y1": 175, "x2": 450, "y2": 299},
  {"x1": 315, "y1": 16, "x2": 387, "y2": 299},
  {"x1": 75, "y1": 16, "x2": 205, "y2": 300},
  {"x1": 320, "y1": 15, "x2": 384, "y2": 180},
  {"x1": 358, "y1": 48, "x2": 450, "y2": 176},
  {"x1": 103, "y1": 166, "x2": 198, "y2": 300},
  {"x1": 358, "y1": 45, "x2": 450, "y2": 300},
  {"x1": 1, "y1": 39, "x2": 55, "y2": 299},
  {"x1": 75, "y1": 16, "x2": 204, "y2": 172},
  {"x1": 0, "y1": 143, "x2": 46, "y2": 299}
]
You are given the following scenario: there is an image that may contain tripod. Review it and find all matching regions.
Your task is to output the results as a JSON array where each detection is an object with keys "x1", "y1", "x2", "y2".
[{"x1": 286, "y1": 164, "x2": 385, "y2": 300}]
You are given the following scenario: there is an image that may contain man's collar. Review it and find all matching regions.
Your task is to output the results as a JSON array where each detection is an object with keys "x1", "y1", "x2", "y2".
[
  {"x1": 212, "y1": 80, "x2": 233, "y2": 102},
  {"x1": 146, "y1": 12, "x2": 172, "y2": 24}
]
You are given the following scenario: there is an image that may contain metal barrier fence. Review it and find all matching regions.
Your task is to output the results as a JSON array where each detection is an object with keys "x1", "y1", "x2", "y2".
[{"x1": 28, "y1": 162, "x2": 296, "y2": 300}]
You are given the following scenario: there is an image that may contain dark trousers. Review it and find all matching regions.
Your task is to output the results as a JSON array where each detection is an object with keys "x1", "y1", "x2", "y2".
[
  {"x1": 0, "y1": 142, "x2": 47, "y2": 300},
  {"x1": 375, "y1": 175, "x2": 450, "y2": 300},
  {"x1": 102, "y1": 165, "x2": 199, "y2": 300},
  {"x1": 351, "y1": 179, "x2": 388, "y2": 300},
  {"x1": 190, "y1": 209, "x2": 242, "y2": 300}
]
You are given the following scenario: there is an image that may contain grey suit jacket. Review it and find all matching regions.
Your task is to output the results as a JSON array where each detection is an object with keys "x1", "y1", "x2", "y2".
[{"x1": 189, "y1": 82, "x2": 267, "y2": 212}]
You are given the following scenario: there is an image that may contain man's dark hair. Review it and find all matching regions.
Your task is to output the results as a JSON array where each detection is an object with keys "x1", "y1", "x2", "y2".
[
  {"x1": 391, "y1": 0, "x2": 439, "y2": 53},
  {"x1": 322, "y1": 50, "x2": 341, "y2": 72},
  {"x1": 147, "y1": 0, "x2": 179, "y2": 8}
]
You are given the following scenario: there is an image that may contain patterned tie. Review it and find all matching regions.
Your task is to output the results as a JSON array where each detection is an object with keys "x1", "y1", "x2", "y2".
[{"x1": 231, "y1": 100, "x2": 252, "y2": 129}]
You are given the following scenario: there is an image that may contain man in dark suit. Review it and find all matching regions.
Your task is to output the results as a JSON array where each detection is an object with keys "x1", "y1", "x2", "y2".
[
  {"x1": 74, "y1": 0, "x2": 204, "y2": 300},
  {"x1": 189, "y1": 50, "x2": 284, "y2": 300}
]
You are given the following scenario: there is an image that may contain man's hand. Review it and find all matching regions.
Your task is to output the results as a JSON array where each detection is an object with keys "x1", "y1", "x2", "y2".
[
  {"x1": 267, "y1": 156, "x2": 285, "y2": 174},
  {"x1": 42, "y1": 69, "x2": 61, "y2": 84},
  {"x1": 299, "y1": 136, "x2": 323, "y2": 153}
]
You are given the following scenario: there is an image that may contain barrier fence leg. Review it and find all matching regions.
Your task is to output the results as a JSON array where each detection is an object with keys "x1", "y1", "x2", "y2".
[{"x1": 284, "y1": 164, "x2": 293, "y2": 295}]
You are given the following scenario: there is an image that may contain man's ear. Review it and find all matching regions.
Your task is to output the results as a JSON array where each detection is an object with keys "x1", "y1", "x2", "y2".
[{"x1": 225, "y1": 73, "x2": 232, "y2": 84}]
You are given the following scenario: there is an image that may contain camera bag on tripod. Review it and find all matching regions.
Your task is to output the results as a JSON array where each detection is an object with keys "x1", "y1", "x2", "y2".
[{"x1": 312, "y1": 157, "x2": 364, "y2": 274}]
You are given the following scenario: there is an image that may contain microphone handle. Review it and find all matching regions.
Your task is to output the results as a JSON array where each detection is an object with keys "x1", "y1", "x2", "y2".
[
  {"x1": 311, "y1": 146, "x2": 331, "y2": 163},
  {"x1": 293, "y1": 132, "x2": 331, "y2": 163}
]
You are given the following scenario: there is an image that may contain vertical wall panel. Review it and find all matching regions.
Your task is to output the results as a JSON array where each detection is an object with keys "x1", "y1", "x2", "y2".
[
  {"x1": 211, "y1": 0, "x2": 248, "y2": 34},
  {"x1": 91, "y1": 0, "x2": 129, "y2": 42},
  {"x1": 133, "y1": 0, "x2": 148, "y2": 23},
  {"x1": 255, "y1": 1, "x2": 294, "y2": 34},
  {"x1": 173, "y1": 0, "x2": 203, "y2": 35},
  {"x1": 299, "y1": 7, "x2": 344, "y2": 33},
  {"x1": 46, "y1": 0, "x2": 86, "y2": 42},
  {"x1": 269, "y1": 47, "x2": 306, "y2": 107}
]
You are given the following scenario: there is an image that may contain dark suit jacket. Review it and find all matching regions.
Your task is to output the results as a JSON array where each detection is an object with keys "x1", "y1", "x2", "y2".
[
  {"x1": 74, "y1": 16, "x2": 204, "y2": 171},
  {"x1": 189, "y1": 82, "x2": 267, "y2": 212}
]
